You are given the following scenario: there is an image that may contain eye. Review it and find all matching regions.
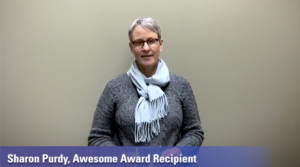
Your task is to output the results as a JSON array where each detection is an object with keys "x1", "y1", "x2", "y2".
[
  {"x1": 148, "y1": 39, "x2": 157, "y2": 45},
  {"x1": 134, "y1": 41, "x2": 144, "y2": 46}
]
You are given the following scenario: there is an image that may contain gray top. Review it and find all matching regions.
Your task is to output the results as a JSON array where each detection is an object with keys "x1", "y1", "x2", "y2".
[{"x1": 88, "y1": 72, "x2": 204, "y2": 146}]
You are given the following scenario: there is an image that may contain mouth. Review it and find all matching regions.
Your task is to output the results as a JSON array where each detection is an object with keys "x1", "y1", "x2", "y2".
[{"x1": 141, "y1": 55, "x2": 153, "y2": 58}]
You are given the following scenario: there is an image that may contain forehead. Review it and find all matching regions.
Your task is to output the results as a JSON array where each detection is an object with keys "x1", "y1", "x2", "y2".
[{"x1": 131, "y1": 25, "x2": 158, "y2": 41}]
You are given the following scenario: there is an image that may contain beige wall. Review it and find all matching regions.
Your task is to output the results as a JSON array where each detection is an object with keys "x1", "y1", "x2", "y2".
[{"x1": 1, "y1": 0, "x2": 300, "y2": 166}]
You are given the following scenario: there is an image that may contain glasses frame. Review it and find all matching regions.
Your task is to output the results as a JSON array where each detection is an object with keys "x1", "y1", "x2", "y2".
[{"x1": 131, "y1": 38, "x2": 160, "y2": 49}]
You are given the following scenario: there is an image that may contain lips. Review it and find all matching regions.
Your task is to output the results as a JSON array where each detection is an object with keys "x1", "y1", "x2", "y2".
[{"x1": 141, "y1": 55, "x2": 153, "y2": 57}]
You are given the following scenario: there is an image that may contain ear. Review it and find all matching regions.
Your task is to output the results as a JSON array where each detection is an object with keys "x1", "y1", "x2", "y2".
[
  {"x1": 159, "y1": 39, "x2": 164, "y2": 51},
  {"x1": 129, "y1": 42, "x2": 134, "y2": 53}
]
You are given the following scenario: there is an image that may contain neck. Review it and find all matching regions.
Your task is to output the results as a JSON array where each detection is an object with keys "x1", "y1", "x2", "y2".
[{"x1": 137, "y1": 62, "x2": 158, "y2": 78}]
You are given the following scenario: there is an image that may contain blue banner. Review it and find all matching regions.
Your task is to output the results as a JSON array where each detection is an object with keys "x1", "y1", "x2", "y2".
[{"x1": 0, "y1": 146, "x2": 269, "y2": 167}]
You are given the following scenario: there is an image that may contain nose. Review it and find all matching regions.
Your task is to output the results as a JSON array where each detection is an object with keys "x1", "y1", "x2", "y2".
[{"x1": 142, "y1": 41, "x2": 150, "y2": 51}]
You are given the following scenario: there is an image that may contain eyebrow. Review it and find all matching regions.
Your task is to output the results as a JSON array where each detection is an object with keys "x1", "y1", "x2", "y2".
[{"x1": 132, "y1": 37, "x2": 157, "y2": 42}]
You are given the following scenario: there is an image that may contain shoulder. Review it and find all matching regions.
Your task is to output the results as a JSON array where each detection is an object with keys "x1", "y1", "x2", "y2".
[
  {"x1": 107, "y1": 73, "x2": 129, "y2": 85},
  {"x1": 169, "y1": 72, "x2": 191, "y2": 88},
  {"x1": 169, "y1": 72, "x2": 197, "y2": 103},
  {"x1": 101, "y1": 73, "x2": 132, "y2": 101},
  {"x1": 106, "y1": 73, "x2": 131, "y2": 90},
  {"x1": 168, "y1": 72, "x2": 195, "y2": 99}
]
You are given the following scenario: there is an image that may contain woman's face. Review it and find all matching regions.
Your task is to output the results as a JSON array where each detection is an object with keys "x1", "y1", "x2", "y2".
[{"x1": 129, "y1": 25, "x2": 163, "y2": 70}]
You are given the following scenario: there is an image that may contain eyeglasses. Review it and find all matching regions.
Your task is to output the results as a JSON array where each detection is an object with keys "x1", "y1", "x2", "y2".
[{"x1": 131, "y1": 38, "x2": 159, "y2": 49}]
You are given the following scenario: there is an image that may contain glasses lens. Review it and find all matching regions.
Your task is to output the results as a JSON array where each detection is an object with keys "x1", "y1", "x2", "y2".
[
  {"x1": 134, "y1": 41, "x2": 144, "y2": 48},
  {"x1": 148, "y1": 39, "x2": 157, "y2": 46},
  {"x1": 132, "y1": 39, "x2": 158, "y2": 48}
]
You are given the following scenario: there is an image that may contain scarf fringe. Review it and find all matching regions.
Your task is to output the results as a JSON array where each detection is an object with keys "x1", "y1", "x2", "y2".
[{"x1": 135, "y1": 94, "x2": 168, "y2": 143}]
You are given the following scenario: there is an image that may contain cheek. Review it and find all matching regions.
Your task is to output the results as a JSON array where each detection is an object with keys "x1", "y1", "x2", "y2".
[
  {"x1": 154, "y1": 49, "x2": 161, "y2": 58},
  {"x1": 132, "y1": 50, "x2": 140, "y2": 58}
]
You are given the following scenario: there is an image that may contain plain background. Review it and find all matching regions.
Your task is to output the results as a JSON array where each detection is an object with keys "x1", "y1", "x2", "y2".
[{"x1": 1, "y1": 0, "x2": 300, "y2": 166}]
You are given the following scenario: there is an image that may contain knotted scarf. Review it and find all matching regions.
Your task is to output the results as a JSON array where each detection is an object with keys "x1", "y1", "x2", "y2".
[{"x1": 128, "y1": 59, "x2": 170, "y2": 142}]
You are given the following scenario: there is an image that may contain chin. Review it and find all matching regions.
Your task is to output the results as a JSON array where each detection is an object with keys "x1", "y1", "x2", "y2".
[
  {"x1": 138, "y1": 59, "x2": 158, "y2": 68},
  {"x1": 142, "y1": 62, "x2": 155, "y2": 67}
]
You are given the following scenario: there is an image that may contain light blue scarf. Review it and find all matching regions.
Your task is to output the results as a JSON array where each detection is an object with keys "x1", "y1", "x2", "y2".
[{"x1": 128, "y1": 59, "x2": 170, "y2": 142}]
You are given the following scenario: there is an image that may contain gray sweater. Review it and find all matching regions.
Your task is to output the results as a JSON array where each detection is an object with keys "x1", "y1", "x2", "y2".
[{"x1": 88, "y1": 72, "x2": 204, "y2": 146}]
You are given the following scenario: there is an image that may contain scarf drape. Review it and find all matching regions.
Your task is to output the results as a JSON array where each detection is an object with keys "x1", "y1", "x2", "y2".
[{"x1": 128, "y1": 59, "x2": 170, "y2": 142}]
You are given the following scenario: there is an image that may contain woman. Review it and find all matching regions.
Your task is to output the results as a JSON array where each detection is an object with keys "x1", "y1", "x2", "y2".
[{"x1": 88, "y1": 17, "x2": 204, "y2": 147}]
